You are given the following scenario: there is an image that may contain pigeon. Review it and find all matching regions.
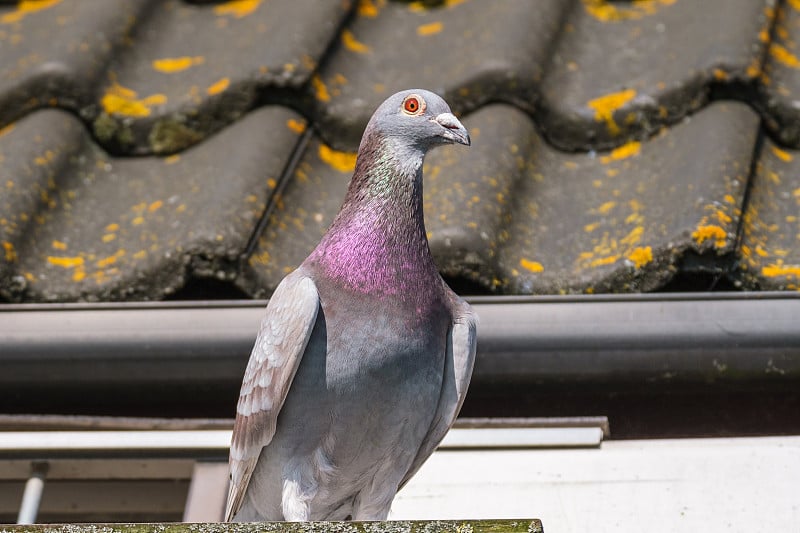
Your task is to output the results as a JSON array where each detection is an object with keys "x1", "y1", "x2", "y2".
[{"x1": 226, "y1": 89, "x2": 477, "y2": 522}]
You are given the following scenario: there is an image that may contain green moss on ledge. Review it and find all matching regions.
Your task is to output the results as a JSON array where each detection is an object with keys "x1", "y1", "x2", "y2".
[{"x1": 1, "y1": 521, "x2": 543, "y2": 533}]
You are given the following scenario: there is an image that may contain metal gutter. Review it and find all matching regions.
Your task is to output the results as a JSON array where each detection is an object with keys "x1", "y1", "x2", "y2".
[
  {"x1": 471, "y1": 292, "x2": 800, "y2": 387},
  {"x1": 1, "y1": 293, "x2": 799, "y2": 422},
  {"x1": 2, "y1": 293, "x2": 799, "y2": 386}
]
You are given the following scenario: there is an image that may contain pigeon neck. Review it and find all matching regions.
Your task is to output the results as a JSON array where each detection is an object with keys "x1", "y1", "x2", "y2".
[{"x1": 308, "y1": 134, "x2": 440, "y2": 297}]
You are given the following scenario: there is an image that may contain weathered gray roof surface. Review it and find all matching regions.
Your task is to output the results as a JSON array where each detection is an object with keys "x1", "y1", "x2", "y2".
[{"x1": 1, "y1": 0, "x2": 799, "y2": 302}]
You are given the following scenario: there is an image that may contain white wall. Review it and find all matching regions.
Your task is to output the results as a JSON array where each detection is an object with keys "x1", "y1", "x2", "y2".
[{"x1": 391, "y1": 436, "x2": 800, "y2": 532}]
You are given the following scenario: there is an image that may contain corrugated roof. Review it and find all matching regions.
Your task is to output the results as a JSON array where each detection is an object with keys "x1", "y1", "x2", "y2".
[{"x1": 1, "y1": 0, "x2": 799, "y2": 302}]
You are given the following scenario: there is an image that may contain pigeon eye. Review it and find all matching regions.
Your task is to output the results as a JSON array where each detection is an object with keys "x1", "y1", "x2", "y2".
[{"x1": 402, "y1": 95, "x2": 425, "y2": 115}]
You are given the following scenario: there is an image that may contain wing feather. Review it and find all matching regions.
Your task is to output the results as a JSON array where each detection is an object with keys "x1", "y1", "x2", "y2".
[
  {"x1": 400, "y1": 297, "x2": 477, "y2": 489},
  {"x1": 225, "y1": 270, "x2": 320, "y2": 521}
]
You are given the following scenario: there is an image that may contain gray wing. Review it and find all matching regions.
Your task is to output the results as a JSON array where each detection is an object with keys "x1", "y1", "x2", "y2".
[
  {"x1": 225, "y1": 270, "x2": 320, "y2": 521},
  {"x1": 400, "y1": 297, "x2": 477, "y2": 489}
]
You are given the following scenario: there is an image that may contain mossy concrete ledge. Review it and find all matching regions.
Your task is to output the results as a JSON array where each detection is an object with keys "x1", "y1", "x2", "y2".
[{"x1": 0, "y1": 521, "x2": 543, "y2": 533}]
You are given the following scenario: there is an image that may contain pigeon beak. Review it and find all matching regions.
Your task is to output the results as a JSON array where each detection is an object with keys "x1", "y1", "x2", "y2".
[{"x1": 433, "y1": 113, "x2": 471, "y2": 146}]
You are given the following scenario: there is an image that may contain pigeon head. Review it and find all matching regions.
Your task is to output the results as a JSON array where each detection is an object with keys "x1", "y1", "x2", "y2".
[{"x1": 364, "y1": 89, "x2": 471, "y2": 152}]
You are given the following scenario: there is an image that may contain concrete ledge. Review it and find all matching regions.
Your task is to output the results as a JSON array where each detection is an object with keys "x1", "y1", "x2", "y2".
[{"x1": 0, "y1": 521, "x2": 543, "y2": 533}]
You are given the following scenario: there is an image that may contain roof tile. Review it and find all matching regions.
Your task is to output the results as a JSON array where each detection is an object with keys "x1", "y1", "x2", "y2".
[
  {"x1": 1, "y1": 106, "x2": 305, "y2": 301},
  {"x1": 424, "y1": 105, "x2": 534, "y2": 291},
  {"x1": 308, "y1": 0, "x2": 569, "y2": 150},
  {"x1": 92, "y1": 0, "x2": 351, "y2": 155},
  {"x1": 760, "y1": 1, "x2": 800, "y2": 147},
  {"x1": 538, "y1": 0, "x2": 775, "y2": 151},
  {"x1": 738, "y1": 138, "x2": 800, "y2": 290},
  {"x1": 499, "y1": 101, "x2": 759, "y2": 294},
  {"x1": 2, "y1": 0, "x2": 799, "y2": 301},
  {"x1": 0, "y1": 0, "x2": 151, "y2": 129}
]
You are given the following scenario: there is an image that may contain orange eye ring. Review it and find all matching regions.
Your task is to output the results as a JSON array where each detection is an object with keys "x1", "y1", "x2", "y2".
[{"x1": 402, "y1": 94, "x2": 425, "y2": 115}]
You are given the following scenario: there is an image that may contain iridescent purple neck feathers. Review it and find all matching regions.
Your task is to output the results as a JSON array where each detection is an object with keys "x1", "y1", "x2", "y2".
[{"x1": 307, "y1": 128, "x2": 438, "y2": 298}]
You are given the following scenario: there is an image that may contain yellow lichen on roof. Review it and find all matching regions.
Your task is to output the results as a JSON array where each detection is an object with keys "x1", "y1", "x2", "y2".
[
  {"x1": 582, "y1": 0, "x2": 675, "y2": 22},
  {"x1": 417, "y1": 22, "x2": 443, "y2": 36},
  {"x1": 213, "y1": 0, "x2": 262, "y2": 18},
  {"x1": 342, "y1": 30, "x2": 371, "y2": 54},
  {"x1": 96, "y1": 249, "x2": 125, "y2": 268},
  {"x1": 357, "y1": 0, "x2": 383, "y2": 18},
  {"x1": 766, "y1": 170, "x2": 781, "y2": 185},
  {"x1": 207, "y1": 77, "x2": 230, "y2": 96},
  {"x1": 762, "y1": 262, "x2": 800, "y2": 281},
  {"x1": 628, "y1": 246, "x2": 653, "y2": 268},
  {"x1": 71, "y1": 269, "x2": 86, "y2": 282},
  {"x1": 318, "y1": 145, "x2": 357, "y2": 173},
  {"x1": 600, "y1": 140, "x2": 641, "y2": 164},
  {"x1": 620, "y1": 225, "x2": 644, "y2": 246},
  {"x1": 578, "y1": 232, "x2": 618, "y2": 269},
  {"x1": 587, "y1": 89, "x2": 637, "y2": 135},
  {"x1": 152, "y1": 56, "x2": 205, "y2": 74},
  {"x1": 519, "y1": 258, "x2": 544, "y2": 273},
  {"x1": 251, "y1": 250, "x2": 271, "y2": 266},
  {"x1": 714, "y1": 209, "x2": 732, "y2": 224},
  {"x1": 626, "y1": 199, "x2": 645, "y2": 225},
  {"x1": 1, "y1": 0, "x2": 61, "y2": 24},
  {"x1": 47, "y1": 255, "x2": 84, "y2": 268},
  {"x1": 769, "y1": 43, "x2": 800, "y2": 69},
  {"x1": 771, "y1": 145, "x2": 794, "y2": 162},
  {"x1": 312, "y1": 75, "x2": 330, "y2": 102},
  {"x1": 692, "y1": 224, "x2": 727, "y2": 248},
  {"x1": 594, "y1": 201, "x2": 617, "y2": 215},
  {"x1": 2, "y1": 241, "x2": 17, "y2": 262},
  {"x1": 33, "y1": 149, "x2": 57, "y2": 166},
  {"x1": 286, "y1": 119, "x2": 306, "y2": 134},
  {"x1": 754, "y1": 245, "x2": 770, "y2": 257},
  {"x1": 102, "y1": 82, "x2": 167, "y2": 118},
  {"x1": 589, "y1": 255, "x2": 620, "y2": 267},
  {"x1": 575, "y1": 195, "x2": 651, "y2": 271},
  {"x1": 746, "y1": 57, "x2": 762, "y2": 79}
]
